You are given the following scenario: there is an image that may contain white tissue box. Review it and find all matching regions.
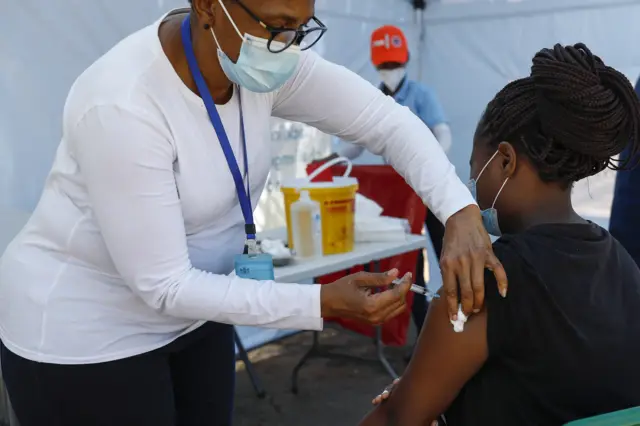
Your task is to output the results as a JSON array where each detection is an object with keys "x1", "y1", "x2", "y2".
[
  {"x1": 355, "y1": 230, "x2": 408, "y2": 243},
  {"x1": 355, "y1": 216, "x2": 409, "y2": 242}
]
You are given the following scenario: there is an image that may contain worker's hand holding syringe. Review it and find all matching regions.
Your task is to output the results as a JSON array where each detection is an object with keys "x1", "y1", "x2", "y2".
[
  {"x1": 318, "y1": 270, "x2": 441, "y2": 327},
  {"x1": 320, "y1": 269, "x2": 412, "y2": 325}
]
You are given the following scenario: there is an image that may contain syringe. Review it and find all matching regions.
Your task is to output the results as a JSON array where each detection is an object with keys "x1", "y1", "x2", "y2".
[{"x1": 391, "y1": 279, "x2": 440, "y2": 299}]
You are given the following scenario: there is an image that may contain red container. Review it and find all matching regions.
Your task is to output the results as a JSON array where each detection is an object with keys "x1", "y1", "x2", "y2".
[
  {"x1": 305, "y1": 162, "x2": 427, "y2": 346},
  {"x1": 306, "y1": 161, "x2": 335, "y2": 182}
]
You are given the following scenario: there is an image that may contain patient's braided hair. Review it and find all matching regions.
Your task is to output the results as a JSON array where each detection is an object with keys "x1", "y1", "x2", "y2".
[{"x1": 478, "y1": 43, "x2": 640, "y2": 186}]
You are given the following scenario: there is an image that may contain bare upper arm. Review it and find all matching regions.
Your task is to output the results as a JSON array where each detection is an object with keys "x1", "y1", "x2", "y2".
[{"x1": 359, "y1": 292, "x2": 489, "y2": 426}]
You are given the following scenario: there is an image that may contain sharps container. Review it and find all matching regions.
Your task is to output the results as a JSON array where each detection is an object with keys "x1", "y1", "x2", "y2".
[{"x1": 281, "y1": 157, "x2": 358, "y2": 256}]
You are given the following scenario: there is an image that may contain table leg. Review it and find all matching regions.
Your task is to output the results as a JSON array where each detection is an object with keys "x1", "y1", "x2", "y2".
[
  {"x1": 372, "y1": 261, "x2": 399, "y2": 379},
  {"x1": 234, "y1": 328, "x2": 267, "y2": 399},
  {"x1": 375, "y1": 325, "x2": 398, "y2": 379},
  {"x1": 290, "y1": 265, "x2": 401, "y2": 394},
  {"x1": 292, "y1": 272, "x2": 360, "y2": 395},
  {"x1": 291, "y1": 328, "x2": 384, "y2": 394},
  {"x1": 291, "y1": 330, "x2": 320, "y2": 394}
]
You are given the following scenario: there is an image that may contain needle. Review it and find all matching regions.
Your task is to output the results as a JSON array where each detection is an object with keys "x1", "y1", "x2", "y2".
[{"x1": 391, "y1": 279, "x2": 440, "y2": 299}]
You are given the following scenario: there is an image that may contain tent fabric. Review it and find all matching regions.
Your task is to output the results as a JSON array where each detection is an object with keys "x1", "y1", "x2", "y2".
[
  {"x1": 1, "y1": 0, "x2": 188, "y2": 211},
  {"x1": 420, "y1": 0, "x2": 640, "y2": 183}
]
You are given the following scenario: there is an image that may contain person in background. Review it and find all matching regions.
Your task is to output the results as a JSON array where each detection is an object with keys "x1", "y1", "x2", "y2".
[
  {"x1": 609, "y1": 76, "x2": 640, "y2": 265},
  {"x1": 317, "y1": 25, "x2": 451, "y2": 334},
  {"x1": 361, "y1": 43, "x2": 640, "y2": 426},
  {"x1": 333, "y1": 25, "x2": 452, "y2": 161}
]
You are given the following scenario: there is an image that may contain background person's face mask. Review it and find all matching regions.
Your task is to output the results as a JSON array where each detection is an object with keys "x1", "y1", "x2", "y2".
[
  {"x1": 378, "y1": 67, "x2": 406, "y2": 92},
  {"x1": 467, "y1": 150, "x2": 509, "y2": 237},
  {"x1": 209, "y1": 0, "x2": 301, "y2": 93}
]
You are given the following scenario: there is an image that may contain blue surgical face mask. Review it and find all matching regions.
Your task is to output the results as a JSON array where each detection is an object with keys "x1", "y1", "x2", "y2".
[
  {"x1": 209, "y1": 0, "x2": 301, "y2": 93},
  {"x1": 467, "y1": 150, "x2": 509, "y2": 237}
]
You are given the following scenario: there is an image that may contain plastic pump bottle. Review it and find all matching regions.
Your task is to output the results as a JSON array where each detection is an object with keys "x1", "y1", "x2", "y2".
[{"x1": 290, "y1": 191, "x2": 323, "y2": 258}]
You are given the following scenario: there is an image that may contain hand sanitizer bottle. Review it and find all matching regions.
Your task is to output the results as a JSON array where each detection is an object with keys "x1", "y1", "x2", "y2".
[{"x1": 290, "y1": 191, "x2": 323, "y2": 258}]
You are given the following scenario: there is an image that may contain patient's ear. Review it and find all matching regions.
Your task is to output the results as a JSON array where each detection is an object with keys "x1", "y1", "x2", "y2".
[{"x1": 497, "y1": 141, "x2": 517, "y2": 178}]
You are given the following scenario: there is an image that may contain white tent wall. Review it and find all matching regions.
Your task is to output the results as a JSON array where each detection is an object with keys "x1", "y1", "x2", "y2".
[{"x1": 1, "y1": 0, "x2": 189, "y2": 212}]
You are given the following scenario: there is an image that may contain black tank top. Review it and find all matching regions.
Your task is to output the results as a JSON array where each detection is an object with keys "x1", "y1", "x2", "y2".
[{"x1": 444, "y1": 222, "x2": 640, "y2": 426}]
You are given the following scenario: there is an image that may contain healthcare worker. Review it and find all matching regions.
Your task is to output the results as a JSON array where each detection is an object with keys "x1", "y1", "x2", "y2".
[
  {"x1": 0, "y1": 1, "x2": 506, "y2": 425},
  {"x1": 319, "y1": 25, "x2": 451, "y2": 333}
]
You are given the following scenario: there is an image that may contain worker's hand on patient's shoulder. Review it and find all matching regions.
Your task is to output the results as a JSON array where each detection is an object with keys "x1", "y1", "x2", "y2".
[
  {"x1": 441, "y1": 205, "x2": 508, "y2": 320},
  {"x1": 320, "y1": 269, "x2": 410, "y2": 325}
]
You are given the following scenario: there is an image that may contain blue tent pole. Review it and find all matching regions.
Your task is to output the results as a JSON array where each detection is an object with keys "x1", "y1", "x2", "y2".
[{"x1": 412, "y1": 0, "x2": 427, "y2": 82}]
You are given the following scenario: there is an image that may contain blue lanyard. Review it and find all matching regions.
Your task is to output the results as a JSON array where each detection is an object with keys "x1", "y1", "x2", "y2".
[{"x1": 181, "y1": 17, "x2": 255, "y2": 240}]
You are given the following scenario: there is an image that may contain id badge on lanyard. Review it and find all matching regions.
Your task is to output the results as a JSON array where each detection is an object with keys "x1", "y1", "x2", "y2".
[{"x1": 181, "y1": 17, "x2": 274, "y2": 281}]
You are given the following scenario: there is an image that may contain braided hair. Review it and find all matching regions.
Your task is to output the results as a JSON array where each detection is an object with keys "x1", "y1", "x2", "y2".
[{"x1": 478, "y1": 43, "x2": 640, "y2": 186}]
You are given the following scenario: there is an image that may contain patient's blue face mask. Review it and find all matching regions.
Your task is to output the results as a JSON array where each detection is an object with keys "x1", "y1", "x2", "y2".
[
  {"x1": 209, "y1": 0, "x2": 301, "y2": 93},
  {"x1": 468, "y1": 150, "x2": 509, "y2": 237}
]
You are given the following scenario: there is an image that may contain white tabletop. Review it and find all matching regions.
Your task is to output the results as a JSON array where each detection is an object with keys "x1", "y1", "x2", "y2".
[{"x1": 258, "y1": 228, "x2": 427, "y2": 283}]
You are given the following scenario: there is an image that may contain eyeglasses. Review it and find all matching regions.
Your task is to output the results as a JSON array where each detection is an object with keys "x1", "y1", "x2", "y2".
[{"x1": 235, "y1": 1, "x2": 327, "y2": 53}]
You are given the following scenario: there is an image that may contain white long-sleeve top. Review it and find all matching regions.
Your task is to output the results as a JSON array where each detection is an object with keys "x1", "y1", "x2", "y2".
[
  {"x1": 0, "y1": 10, "x2": 475, "y2": 364},
  {"x1": 337, "y1": 122, "x2": 453, "y2": 162}
]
